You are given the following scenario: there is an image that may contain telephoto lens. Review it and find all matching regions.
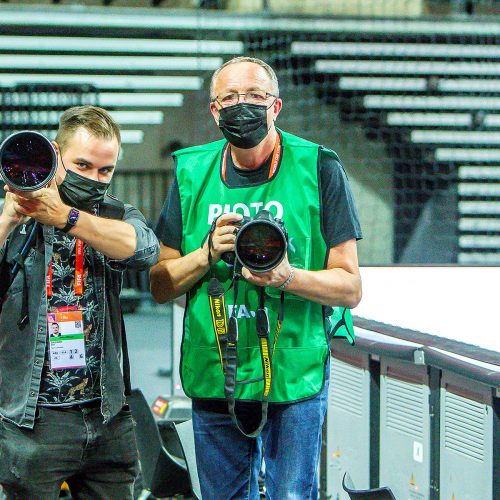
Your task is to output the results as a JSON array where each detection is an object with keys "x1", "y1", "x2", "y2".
[
  {"x1": 0, "y1": 131, "x2": 57, "y2": 192},
  {"x1": 234, "y1": 210, "x2": 288, "y2": 273}
]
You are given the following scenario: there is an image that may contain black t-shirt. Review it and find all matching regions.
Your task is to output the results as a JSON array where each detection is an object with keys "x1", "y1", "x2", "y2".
[
  {"x1": 155, "y1": 137, "x2": 362, "y2": 414},
  {"x1": 38, "y1": 231, "x2": 102, "y2": 407}
]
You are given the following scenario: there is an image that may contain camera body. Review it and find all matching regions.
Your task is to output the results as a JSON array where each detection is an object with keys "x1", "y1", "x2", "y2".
[
  {"x1": 0, "y1": 131, "x2": 57, "y2": 192},
  {"x1": 221, "y1": 210, "x2": 288, "y2": 273}
]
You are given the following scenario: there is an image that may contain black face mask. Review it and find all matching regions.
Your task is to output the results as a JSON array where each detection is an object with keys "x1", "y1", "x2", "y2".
[
  {"x1": 58, "y1": 169, "x2": 109, "y2": 212},
  {"x1": 218, "y1": 102, "x2": 272, "y2": 149}
]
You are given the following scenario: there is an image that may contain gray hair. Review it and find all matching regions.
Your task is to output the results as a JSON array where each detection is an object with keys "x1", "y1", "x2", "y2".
[{"x1": 209, "y1": 56, "x2": 280, "y2": 100}]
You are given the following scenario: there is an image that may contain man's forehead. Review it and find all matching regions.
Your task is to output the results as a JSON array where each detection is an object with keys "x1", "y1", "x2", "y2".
[
  {"x1": 65, "y1": 128, "x2": 119, "y2": 158},
  {"x1": 216, "y1": 62, "x2": 271, "y2": 89}
]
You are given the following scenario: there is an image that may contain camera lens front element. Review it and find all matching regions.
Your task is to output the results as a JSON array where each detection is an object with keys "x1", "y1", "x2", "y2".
[
  {"x1": 0, "y1": 131, "x2": 57, "y2": 191},
  {"x1": 236, "y1": 219, "x2": 287, "y2": 273}
]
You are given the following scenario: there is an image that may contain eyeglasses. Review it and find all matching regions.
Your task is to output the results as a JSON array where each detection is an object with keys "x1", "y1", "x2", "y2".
[{"x1": 213, "y1": 91, "x2": 277, "y2": 107}]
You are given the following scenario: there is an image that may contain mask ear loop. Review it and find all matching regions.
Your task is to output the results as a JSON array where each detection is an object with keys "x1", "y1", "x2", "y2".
[
  {"x1": 267, "y1": 97, "x2": 278, "y2": 110},
  {"x1": 267, "y1": 97, "x2": 278, "y2": 132},
  {"x1": 58, "y1": 148, "x2": 69, "y2": 176}
]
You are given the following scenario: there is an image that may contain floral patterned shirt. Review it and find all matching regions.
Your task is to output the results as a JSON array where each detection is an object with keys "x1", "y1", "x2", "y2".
[{"x1": 38, "y1": 230, "x2": 102, "y2": 406}]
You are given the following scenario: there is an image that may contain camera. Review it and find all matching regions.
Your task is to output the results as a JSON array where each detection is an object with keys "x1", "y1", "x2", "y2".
[
  {"x1": 0, "y1": 131, "x2": 57, "y2": 192},
  {"x1": 221, "y1": 210, "x2": 288, "y2": 273}
]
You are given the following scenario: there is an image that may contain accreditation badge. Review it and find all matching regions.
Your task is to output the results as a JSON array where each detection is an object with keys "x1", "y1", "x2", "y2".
[{"x1": 47, "y1": 311, "x2": 86, "y2": 370}]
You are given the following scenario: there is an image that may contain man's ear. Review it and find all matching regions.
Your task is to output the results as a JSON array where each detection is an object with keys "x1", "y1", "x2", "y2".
[
  {"x1": 210, "y1": 102, "x2": 220, "y2": 126},
  {"x1": 273, "y1": 98, "x2": 283, "y2": 121},
  {"x1": 52, "y1": 141, "x2": 66, "y2": 184}
]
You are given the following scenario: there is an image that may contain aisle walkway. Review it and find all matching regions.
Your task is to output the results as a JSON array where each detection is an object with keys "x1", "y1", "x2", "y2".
[{"x1": 125, "y1": 303, "x2": 173, "y2": 406}]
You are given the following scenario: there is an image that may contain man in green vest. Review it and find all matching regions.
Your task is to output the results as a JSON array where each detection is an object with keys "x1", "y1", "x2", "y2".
[{"x1": 150, "y1": 56, "x2": 362, "y2": 499}]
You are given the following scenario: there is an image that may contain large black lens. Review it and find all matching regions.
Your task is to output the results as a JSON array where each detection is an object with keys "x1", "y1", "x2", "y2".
[
  {"x1": 236, "y1": 221, "x2": 286, "y2": 273},
  {"x1": 0, "y1": 131, "x2": 57, "y2": 191}
]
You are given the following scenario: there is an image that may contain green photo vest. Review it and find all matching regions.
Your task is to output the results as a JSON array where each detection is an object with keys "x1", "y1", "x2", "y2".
[{"x1": 175, "y1": 130, "x2": 353, "y2": 403}]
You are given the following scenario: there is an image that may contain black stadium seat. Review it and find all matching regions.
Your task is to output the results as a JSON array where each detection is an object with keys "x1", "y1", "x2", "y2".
[
  {"x1": 342, "y1": 472, "x2": 396, "y2": 500},
  {"x1": 127, "y1": 388, "x2": 193, "y2": 498}
]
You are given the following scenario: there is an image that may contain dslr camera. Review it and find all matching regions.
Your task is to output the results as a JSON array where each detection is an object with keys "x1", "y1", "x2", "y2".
[
  {"x1": 221, "y1": 209, "x2": 288, "y2": 273},
  {"x1": 0, "y1": 131, "x2": 57, "y2": 192}
]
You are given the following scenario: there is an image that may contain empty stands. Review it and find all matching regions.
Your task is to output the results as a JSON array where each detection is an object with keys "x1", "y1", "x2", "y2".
[
  {"x1": 0, "y1": 4, "x2": 498, "y2": 263},
  {"x1": 293, "y1": 31, "x2": 500, "y2": 264}
]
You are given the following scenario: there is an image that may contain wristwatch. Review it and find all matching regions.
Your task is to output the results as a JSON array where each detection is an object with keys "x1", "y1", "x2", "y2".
[{"x1": 61, "y1": 207, "x2": 80, "y2": 233}]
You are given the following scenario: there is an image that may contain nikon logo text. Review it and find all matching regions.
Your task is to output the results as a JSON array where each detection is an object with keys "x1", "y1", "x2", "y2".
[
  {"x1": 213, "y1": 298, "x2": 222, "y2": 318},
  {"x1": 210, "y1": 297, "x2": 226, "y2": 335},
  {"x1": 208, "y1": 201, "x2": 283, "y2": 225}
]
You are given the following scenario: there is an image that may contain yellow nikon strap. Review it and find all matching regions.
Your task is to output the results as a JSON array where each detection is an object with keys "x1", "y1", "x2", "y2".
[
  {"x1": 272, "y1": 291, "x2": 285, "y2": 358},
  {"x1": 208, "y1": 277, "x2": 229, "y2": 372}
]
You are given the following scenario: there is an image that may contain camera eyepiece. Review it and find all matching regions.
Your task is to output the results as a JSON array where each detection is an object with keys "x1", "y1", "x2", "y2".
[{"x1": 0, "y1": 131, "x2": 57, "y2": 192}]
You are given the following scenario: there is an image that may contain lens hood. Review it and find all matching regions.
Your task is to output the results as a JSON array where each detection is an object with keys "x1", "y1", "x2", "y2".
[
  {"x1": 0, "y1": 131, "x2": 57, "y2": 192},
  {"x1": 235, "y1": 212, "x2": 288, "y2": 273}
]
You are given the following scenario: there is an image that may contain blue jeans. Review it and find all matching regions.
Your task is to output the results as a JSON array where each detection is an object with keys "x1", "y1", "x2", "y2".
[{"x1": 192, "y1": 362, "x2": 329, "y2": 500}]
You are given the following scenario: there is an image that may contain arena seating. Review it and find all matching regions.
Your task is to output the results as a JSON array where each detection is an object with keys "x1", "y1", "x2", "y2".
[
  {"x1": 0, "y1": 5, "x2": 498, "y2": 264},
  {"x1": 291, "y1": 31, "x2": 500, "y2": 263}
]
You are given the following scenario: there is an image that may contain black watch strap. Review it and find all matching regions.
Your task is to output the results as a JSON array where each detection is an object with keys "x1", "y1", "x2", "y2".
[{"x1": 61, "y1": 207, "x2": 80, "y2": 233}]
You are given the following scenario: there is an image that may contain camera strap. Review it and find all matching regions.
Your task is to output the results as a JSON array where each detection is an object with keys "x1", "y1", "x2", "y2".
[
  {"x1": 207, "y1": 277, "x2": 229, "y2": 373},
  {"x1": 208, "y1": 268, "x2": 285, "y2": 438},
  {"x1": 223, "y1": 274, "x2": 270, "y2": 438},
  {"x1": 206, "y1": 219, "x2": 217, "y2": 268},
  {"x1": 225, "y1": 284, "x2": 283, "y2": 437},
  {"x1": 204, "y1": 216, "x2": 286, "y2": 437},
  {"x1": 1, "y1": 221, "x2": 40, "y2": 329}
]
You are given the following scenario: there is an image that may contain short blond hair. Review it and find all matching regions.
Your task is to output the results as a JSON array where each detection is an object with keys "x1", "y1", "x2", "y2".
[
  {"x1": 55, "y1": 105, "x2": 121, "y2": 150},
  {"x1": 210, "y1": 56, "x2": 280, "y2": 100}
]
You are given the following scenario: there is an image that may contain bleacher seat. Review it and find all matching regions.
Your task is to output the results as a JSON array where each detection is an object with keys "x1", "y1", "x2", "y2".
[
  {"x1": 298, "y1": 32, "x2": 500, "y2": 263},
  {"x1": 0, "y1": 4, "x2": 499, "y2": 264},
  {"x1": 342, "y1": 472, "x2": 396, "y2": 500},
  {"x1": 127, "y1": 388, "x2": 193, "y2": 498}
]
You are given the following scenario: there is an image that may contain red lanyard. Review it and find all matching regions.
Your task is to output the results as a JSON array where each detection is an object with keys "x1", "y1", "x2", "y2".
[
  {"x1": 221, "y1": 134, "x2": 282, "y2": 182},
  {"x1": 74, "y1": 239, "x2": 84, "y2": 296},
  {"x1": 47, "y1": 239, "x2": 84, "y2": 298},
  {"x1": 268, "y1": 135, "x2": 282, "y2": 179},
  {"x1": 46, "y1": 261, "x2": 53, "y2": 298}
]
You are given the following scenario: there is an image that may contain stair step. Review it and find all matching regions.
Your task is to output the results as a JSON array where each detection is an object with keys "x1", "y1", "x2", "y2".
[
  {"x1": 459, "y1": 166, "x2": 500, "y2": 180},
  {"x1": 459, "y1": 218, "x2": 500, "y2": 232},
  {"x1": 412, "y1": 130, "x2": 500, "y2": 145},
  {"x1": 436, "y1": 148, "x2": 500, "y2": 163},
  {"x1": 459, "y1": 235, "x2": 500, "y2": 248},
  {"x1": 387, "y1": 112, "x2": 472, "y2": 127},
  {"x1": 458, "y1": 183, "x2": 500, "y2": 197},
  {"x1": 459, "y1": 201, "x2": 500, "y2": 215},
  {"x1": 458, "y1": 252, "x2": 500, "y2": 264}
]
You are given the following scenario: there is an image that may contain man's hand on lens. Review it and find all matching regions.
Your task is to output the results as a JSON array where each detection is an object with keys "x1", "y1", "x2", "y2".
[
  {"x1": 6, "y1": 180, "x2": 69, "y2": 229},
  {"x1": 242, "y1": 253, "x2": 293, "y2": 289},
  {"x1": 202, "y1": 212, "x2": 243, "y2": 265},
  {"x1": 1, "y1": 186, "x2": 30, "y2": 228}
]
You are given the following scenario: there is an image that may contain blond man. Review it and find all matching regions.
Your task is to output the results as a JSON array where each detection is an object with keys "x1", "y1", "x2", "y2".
[{"x1": 0, "y1": 106, "x2": 159, "y2": 499}]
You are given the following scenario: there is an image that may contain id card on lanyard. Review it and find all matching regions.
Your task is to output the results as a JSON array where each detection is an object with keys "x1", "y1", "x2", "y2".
[
  {"x1": 47, "y1": 311, "x2": 86, "y2": 370},
  {"x1": 47, "y1": 239, "x2": 87, "y2": 370}
]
